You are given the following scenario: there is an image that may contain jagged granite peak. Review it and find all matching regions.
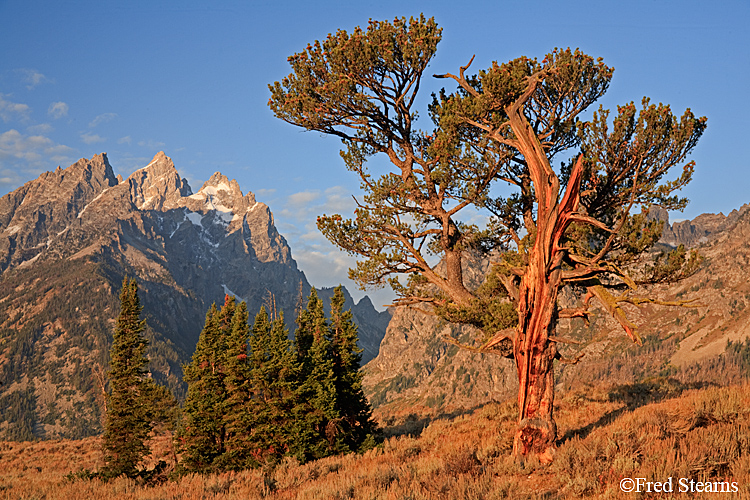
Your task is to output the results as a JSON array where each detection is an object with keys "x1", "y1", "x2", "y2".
[
  {"x1": 651, "y1": 203, "x2": 750, "y2": 248},
  {"x1": 125, "y1": 151, "x2": 192, "y2": 210},
  {"x1": 194, "y1": 172, "x2": 256, "y2": 214},
  {"x1": 44, "y1": 152, "x2": 304, "y2": 308},
  {"x1": 0, "y1": 153, "x2": 118, "y2": 272}
]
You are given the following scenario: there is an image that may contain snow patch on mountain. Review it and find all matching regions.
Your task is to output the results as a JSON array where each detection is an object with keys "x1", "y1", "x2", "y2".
[
  {"x1": 222, "y1": 284, "x2": 245, "y2": 302},
  {"x1": 185, "y1": 211, "x2": 203, "y2": 228}
]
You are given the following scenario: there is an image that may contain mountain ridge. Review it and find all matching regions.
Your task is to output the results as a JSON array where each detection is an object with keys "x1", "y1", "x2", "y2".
[{"x1": 0, "y1": 152, "x2": 388, "y2": 440}]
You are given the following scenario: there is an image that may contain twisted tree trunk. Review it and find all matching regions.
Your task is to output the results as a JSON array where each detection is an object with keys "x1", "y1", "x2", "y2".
[
  {"x1": 504, "y1": 83, "x2": 585, "y2": 463},
  {"x1": 510, "y1": 159, "x2": 582, "y2": 462},
  {"x1": 513, "y1": 250, "x2": 561, "y2": 463}
]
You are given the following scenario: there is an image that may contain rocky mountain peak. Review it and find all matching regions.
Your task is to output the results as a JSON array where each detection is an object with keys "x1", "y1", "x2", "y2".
[
  {"x1": 126, "y1": 151, "x2": 192, "y2": 210},
  {"x1": 190, "y1": 172, "x2": 256, "y2": 215},
  {"x1": 203, "y1": 171, "x2": 234, "y2": 191},
  {"x1": 37, "y1": 153, "x2": 117, "y2": 197},
  {"x1": 657, "y1": 203, "x2": 750, "y2": 248},
  {"x1": 0, "y1": 153, "x2": 118, "y2": 271}
]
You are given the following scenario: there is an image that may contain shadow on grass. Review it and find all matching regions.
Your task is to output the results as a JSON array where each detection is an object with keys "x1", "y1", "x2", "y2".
[
  {"x1": 559, "y1": 377, "x2": 718, "y2": 444},
  {"x1": 380, "y1": 406, "x2": 480, "y2": 439}
]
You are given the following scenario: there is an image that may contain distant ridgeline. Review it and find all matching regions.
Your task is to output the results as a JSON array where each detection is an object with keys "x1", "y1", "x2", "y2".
[{"x1": 0, "y1": 152, "x2": 389, "y2": 440}]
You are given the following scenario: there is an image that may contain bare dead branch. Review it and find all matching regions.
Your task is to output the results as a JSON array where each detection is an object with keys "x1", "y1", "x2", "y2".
[
  {"x1": 555, "y1": 352, "x2": 585, "y2": 365},
  {"x1": 557, "y1": 308, "x2": 588, "y2": 319},
  {"x1": 440, "y1": 329, "x2": 515, "y2": 357}
]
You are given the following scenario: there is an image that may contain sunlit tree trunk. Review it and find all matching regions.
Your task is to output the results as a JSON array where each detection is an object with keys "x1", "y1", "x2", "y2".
[
  {"x1": 507, "y1": 99, "x2": 582, "y2": 461},
  {"x1": 513, "y1": 250, "x2": 560, "y2": 463}
]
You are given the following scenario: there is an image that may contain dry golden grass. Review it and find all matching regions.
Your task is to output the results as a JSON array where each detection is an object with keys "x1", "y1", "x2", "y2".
[{"x1": 2, "y1": 381, "x2": 749, "y2": 499}]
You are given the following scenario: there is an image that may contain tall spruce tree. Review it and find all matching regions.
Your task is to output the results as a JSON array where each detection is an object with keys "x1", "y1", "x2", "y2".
[
  {"x1": 102, "y1": 278, "x2": 167, "y2": 478},
  {"x1": 177, "y1": 296, "x2": 235, "y2": 472},
  {"x1": 328, "y1": 286, "x2": 376, "y2": 453},
  {"x1": 293, "y1": 289, "x2": 337, "y2": 460},
  {"x1": 243, "y1": 308, "x2": 298, "y2": 467},
  {"x1": 219, "y1": 300, "x2": 252, "y2": 470},
  {"x1": 291, "y1": 288, "x2": 375, "y2": 459}
]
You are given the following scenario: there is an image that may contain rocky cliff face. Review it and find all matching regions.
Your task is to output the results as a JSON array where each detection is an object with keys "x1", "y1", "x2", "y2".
[
  {"x1": 0, "y1": 152, "x2": 388, "y2": 440},
  {"x1": 362, "y1": 253, "x2": 518, "y2": 411},
  {"x1": 651, "y1": 204, "x2": 750, "y2": 248},
  {"x1": 362, "y1": 304, "x2": 518, "y2": 411},
  {"x1": 553, "y1": 204, "x2": 750, "y2": 391}
]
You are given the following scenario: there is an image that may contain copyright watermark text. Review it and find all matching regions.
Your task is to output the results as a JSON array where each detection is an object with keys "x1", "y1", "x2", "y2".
[{"x1": 619, "y1": 477, "x2": 738, "y2": 494}]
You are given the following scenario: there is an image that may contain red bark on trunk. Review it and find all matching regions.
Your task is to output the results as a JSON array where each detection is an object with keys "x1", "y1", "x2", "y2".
[
  {"x1": 513, "y1": 243, "x2": 561, "y2": 463},
  {"x1": 509, "y1": 154, "x2": 583, "y2": 464}
]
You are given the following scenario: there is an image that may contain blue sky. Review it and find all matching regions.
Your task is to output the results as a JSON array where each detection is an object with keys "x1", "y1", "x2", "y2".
[{"x1": 1, "y1": 0, "x2": 748, "y2": 309}]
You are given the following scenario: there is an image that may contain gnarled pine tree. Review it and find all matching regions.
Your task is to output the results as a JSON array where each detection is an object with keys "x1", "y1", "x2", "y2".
[{"x1": 268, "y1": 16, "x2": 705, "y2": 463}]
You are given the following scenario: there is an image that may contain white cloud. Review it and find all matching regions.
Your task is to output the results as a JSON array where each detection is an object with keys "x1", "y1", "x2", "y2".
[
  {"x1": 0, "y1": 129, "x2": 74, "y2": 162},
  {"x1": 16, "y1": 69, "x2": 52, "y2": 89},
  {"x1": 48, "y1": 101, "x2": 69, "y2": 119},
  {"x1": 0, "y1": 94, "x2": 31, "y2": 122},
  {"x1": 81, "y1": 133, "x2": 106, "y2": 144},
  {"x1": 282, "y1": 184, "x2": 457, "y2": 309},
  {"x1": 288, "y1": 190, "x2": 321, "y2": 207},
  {"x1": 299, "y1": 229, "x2": 328, "y2": 242},
  {"x1": 27, "y1": 123, "x2": 53, "y2": 134},
  {"x1": 117, "y1": 135, "x2": 132, "y2": 145},
  {"x1": 0, "y1": 129, "x2": 76, "y2": 192},
  {"x1": 273, "y1": 185, "x2": 397, "y2": 309},
  {"x1": 112, "y1": 154, "x2": 154, "y2": 177},
  {"x1": 294, "y1": 249, "x2": 357, "y2": 283},
  {"x1": 281, "y1": 187, "x2": 358, "y2": 225},
  {"x1": 1, "y1": 129, "x2": 51, "y2": 162},
  {"x1": 322, "y1": 185, "x2": 355, "y2": 213},
  {"x1": 138, "y1": 139, "x2": 166, "y2": 149},
  {"x1": 289, "y1": 234, "x2": 396, "y2": 310},
  {"x1": 89, "y1": 113, "x2": 117, "y2": 127}
]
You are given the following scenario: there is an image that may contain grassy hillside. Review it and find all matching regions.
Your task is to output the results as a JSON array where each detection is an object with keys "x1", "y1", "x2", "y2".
[{"x1": 2, "y1": 380, "x2": 748, "y2": 499}]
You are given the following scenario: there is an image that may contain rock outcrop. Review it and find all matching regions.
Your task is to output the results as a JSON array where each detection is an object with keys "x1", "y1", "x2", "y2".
[
  {"x1": 653, "y1": 203, "x2": 750, "y2": 248},
  {"x1": 362, "y1": 253, "x2": 517, "y2": 410}
]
